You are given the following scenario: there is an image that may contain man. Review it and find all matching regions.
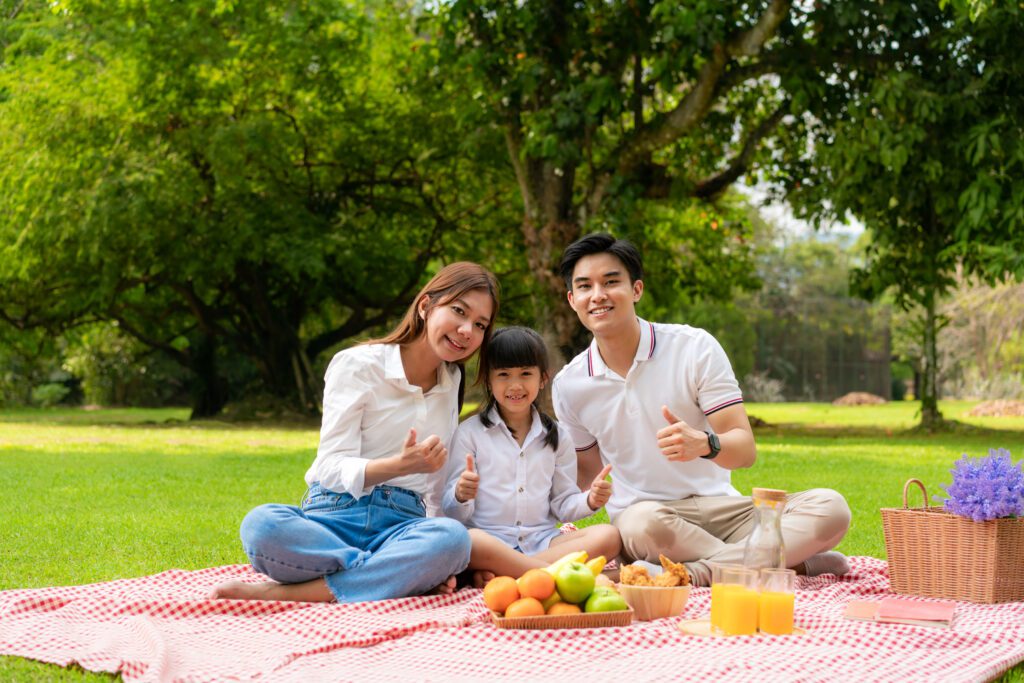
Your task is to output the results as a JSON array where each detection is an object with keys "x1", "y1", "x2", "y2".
[{"x1": 551, "y1": 233, "x2": 851, "y2": 586}]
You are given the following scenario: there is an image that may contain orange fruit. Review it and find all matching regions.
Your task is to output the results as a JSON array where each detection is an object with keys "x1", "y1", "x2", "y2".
[
  {"x1": 483, "y1": 576, "x2": 520, "y2": 614},
  {"x1": 517, "y1": 568, "x2": 556, "y2": 600},
  {"x1": 504, "y1": 597, "x2": 545, "y2": 618},
  {"x1": 546, "y1": 602, "x2": 582, "y2": 616}
]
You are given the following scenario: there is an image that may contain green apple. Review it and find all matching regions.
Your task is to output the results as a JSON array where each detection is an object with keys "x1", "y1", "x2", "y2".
[
  {"x1": 584, "y1": 587, "x2": 629, "y2": 613},
  {"x1": 553, "y1": 561, "x2": 596, "y2": 604}
]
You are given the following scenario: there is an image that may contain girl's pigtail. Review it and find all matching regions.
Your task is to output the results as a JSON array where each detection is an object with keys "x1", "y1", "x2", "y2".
[
  {"x1": 538, "y1": 408, "x2": 559, "y2": 451},
  {"x1": 479, "y1": 396, "x2": 498, "y2": 428}
]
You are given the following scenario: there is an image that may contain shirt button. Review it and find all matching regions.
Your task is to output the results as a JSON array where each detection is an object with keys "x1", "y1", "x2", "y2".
[
  {"x1": 519, "y1": 452, "x2": 524, "y2": 458},
  {"x1": 518, "y1": 487, "x2": 524, "y2": 493},
  {"x1": 515, "y1": 521, "x2": 521, "y2": 526}
]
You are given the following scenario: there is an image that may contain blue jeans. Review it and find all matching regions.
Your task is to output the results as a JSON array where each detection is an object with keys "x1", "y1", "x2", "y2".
[{"x1": 239, "y1": 483, "x2": 471, "y2": 603}]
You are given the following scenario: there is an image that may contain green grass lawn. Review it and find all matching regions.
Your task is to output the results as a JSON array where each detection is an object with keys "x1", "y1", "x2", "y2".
[{"x1": 2, "y1": 401, "x2": 1023, "y2": 681}]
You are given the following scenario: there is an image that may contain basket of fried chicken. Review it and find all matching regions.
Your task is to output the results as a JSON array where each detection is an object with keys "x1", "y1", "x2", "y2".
[{"x1": 616, "y1": 555, "x2": 692, "y2": 621}]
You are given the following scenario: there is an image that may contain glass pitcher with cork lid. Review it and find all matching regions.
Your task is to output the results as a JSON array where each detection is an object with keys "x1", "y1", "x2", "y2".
[{"x1": 742, "y1": 487, "x2": 787, "y2": 570}]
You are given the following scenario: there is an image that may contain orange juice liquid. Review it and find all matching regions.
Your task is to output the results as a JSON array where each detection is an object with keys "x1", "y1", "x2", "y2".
[
  {"x1": 710, "y1": 583, "x2": 726, "y2": 632},
  {"x1": 719, "y1": 585, "x2": 759, "y2": 636},
  {"x1": 759, "y1": 590, "x2": 795, "y2": 635}
]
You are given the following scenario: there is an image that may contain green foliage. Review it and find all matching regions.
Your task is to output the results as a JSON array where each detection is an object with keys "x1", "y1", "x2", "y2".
[
  {"x1": 30, "y1": 383, "x2": 70, "y2": 407},
  {"x1": 62, "y1": 323, "x2": 189, "y2": 406},
  {"x1": 778, "y1": 2, "x2": 1024, "y2": 425},
  {"x1": 0, "y1": 0, "x2": 511, "y2": 416},
  {"x1": 0, "y1": 326, "x2": 63, "y2": 407}
]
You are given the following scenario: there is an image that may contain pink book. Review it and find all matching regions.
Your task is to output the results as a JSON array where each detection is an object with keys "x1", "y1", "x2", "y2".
[
  {"x1": 877, "y1": 598, "x2": 957, "y2": 623},
  {"x1": 844, "y1": 598, "x2": 957, "y2": 628}
]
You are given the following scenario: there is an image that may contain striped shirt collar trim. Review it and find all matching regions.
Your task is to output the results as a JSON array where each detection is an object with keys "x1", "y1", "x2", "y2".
[{"x1": 586, "y1": 318, "x2": 656, "y2": 377}]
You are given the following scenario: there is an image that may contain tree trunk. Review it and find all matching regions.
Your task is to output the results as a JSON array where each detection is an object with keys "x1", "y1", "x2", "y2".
[
  {"x1": 919, "y1": 290, "x2": 943, "y2": 431},
  {"x1": 188, "y1": 335, "x2": 229, "y2": 419},
  {"x1": 252, "y1": 332, "x2": 322, "y2": 416}
]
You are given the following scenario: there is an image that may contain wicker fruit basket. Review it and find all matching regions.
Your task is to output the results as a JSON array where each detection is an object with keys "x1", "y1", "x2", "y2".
[
  {"x1": 490, "y1": 608, "x2": 633, "y2": 630},
  {"x1": 881, "y1": 479, "x2": 1024, "y2": 604}
]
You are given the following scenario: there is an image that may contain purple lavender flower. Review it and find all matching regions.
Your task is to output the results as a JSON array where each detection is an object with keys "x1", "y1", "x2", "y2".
[{"x1": 937, "y1": 448, "x2": 1024, "y2": 522}]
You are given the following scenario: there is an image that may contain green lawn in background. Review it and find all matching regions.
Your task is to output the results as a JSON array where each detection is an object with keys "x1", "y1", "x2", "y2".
[{"x1": 1, "y1": 401, "x2": 1022, "y2": 681}]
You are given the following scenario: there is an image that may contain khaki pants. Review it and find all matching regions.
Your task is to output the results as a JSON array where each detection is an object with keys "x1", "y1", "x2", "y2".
[{"x1": 614, "y1": 488, "x2": 851, "y2": 586}]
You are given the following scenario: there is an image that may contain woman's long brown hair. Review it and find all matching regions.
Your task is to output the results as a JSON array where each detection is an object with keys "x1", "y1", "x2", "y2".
[{"x1": 368, "y1": 262, "x2": 500, "y2": 359}]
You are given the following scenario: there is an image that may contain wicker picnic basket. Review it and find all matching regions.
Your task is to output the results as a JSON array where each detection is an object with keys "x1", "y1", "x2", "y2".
[{"x1": 881, "y1": 478, "x2": 1024, "y2": 604}]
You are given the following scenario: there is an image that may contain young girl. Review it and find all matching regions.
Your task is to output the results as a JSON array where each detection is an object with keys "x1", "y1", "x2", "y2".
[
  {"x1": 211, "y1": 262, "x2": 500, "y2": 603},
  {"x1": 442, "y1": 326, "x2": 621, "y2": 579}
]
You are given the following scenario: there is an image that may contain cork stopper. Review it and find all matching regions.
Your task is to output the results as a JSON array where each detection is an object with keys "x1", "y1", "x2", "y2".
[{"x1": 751, "y1": 487, "x2": 787, "y2": 502}]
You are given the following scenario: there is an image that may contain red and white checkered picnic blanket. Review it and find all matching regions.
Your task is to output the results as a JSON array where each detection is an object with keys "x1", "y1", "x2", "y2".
[{"x1": 2, "y1": 557, "x2": 1023, "y2": 682}]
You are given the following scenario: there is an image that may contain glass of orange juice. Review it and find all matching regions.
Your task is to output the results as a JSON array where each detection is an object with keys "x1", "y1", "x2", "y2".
[
  {"x1": 758, "y1": 568, "x2": 796, "y2": 635},
  {"x1": 712, "y1": 566, "x2": 759, "y2": 636},
  {"x1": 710, "y1": 563, "x2": 740, "y2": 633}
]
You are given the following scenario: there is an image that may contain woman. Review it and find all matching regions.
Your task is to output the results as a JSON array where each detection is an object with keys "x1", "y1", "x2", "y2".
[{"x1": 211, "y1": 262, "x2": 499, "y2": 602}]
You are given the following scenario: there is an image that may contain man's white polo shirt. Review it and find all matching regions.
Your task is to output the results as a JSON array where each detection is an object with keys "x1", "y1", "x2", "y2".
[{"x1": 552, "y1": 318, "x2": 744, "y2": 521}]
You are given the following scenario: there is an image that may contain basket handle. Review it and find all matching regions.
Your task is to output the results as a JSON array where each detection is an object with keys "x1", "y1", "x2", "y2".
[{"x1": 902, "y1": 478, "x2": 928, "y2": 509}]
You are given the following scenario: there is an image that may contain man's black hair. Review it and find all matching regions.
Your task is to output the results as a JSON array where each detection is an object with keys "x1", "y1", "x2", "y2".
[{"x1": 558, "y1": 233, "x2": 644, "y2": 292}]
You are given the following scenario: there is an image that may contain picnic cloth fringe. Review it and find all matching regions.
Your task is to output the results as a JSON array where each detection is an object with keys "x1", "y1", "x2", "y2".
[{"x1": 2, "y1": 557, "x2": 1024, "y2": 682}]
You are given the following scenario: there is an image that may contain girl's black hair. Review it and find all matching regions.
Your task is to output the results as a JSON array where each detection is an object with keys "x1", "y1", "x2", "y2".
[{"x1": 478, "y1": 326, "x2": 559, "y2": 450}]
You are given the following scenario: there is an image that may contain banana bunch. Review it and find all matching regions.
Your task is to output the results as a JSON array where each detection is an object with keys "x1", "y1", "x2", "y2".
[{"x1": 541, "y1": 550, "x2": 607, "y2": 577}]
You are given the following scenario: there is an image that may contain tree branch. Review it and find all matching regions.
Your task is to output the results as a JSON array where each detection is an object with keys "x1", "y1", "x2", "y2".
[
  {"x1": 599, "y1": 0, "x2": 792, "y2": 185},
  {"x1": 110, "y1": 315, "x2": 191, "y2": 367},
  {"x1": 692, "y1": 103, "x2": 788, "y2": 199}
]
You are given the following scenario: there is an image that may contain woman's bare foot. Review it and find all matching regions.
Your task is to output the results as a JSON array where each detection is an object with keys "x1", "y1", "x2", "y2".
[
  {"x1": 209, "y1": 579, "x2": 278, "y2": 601},
  {"x1": 208, "y1": 577, "x2": 335, "y2": 602}
]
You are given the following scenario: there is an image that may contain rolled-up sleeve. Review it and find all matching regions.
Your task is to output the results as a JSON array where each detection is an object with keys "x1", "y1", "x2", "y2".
[{"x1": 309, "y1": 354, "x2": 373, "y2": 497}]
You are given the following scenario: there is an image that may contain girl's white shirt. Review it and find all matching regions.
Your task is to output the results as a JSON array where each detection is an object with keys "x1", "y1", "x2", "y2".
[
  {"x1": 441, "y1": 406, "x2": 593, "y2": 555},
  {"x1": 305, "y1": 343, "x2": 460, "y2": 515}
]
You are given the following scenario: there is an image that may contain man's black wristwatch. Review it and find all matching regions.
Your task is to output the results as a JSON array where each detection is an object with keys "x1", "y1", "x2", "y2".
[{"x1": 701, "y1": 430, "x2": 721, "y2": 460}]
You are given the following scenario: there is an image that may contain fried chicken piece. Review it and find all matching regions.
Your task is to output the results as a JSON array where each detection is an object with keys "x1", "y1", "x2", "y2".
[
  {"x1": 653, "y1": 571, "x2": 682, "y2": 587},
  {"x1": 658, "y1": 554, "x2": 691, "y2": 586},
  {"x1": 619, "y1": 563, "x2": 655, "y2": 586}
]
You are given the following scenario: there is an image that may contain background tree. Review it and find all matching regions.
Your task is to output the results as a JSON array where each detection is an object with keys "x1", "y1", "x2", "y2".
[
  {"x1": 433, "y1": 0, "x2": 922, "y2": 360},
  {"x1": 0, "y1": 0, "x2": 513, "y2": 417},
  {"x1": 778, "y1": 2, "x2": 1024, "y2": 429}
]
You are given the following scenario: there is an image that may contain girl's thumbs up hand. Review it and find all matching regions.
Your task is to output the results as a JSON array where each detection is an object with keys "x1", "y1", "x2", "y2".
[
  {"x1": 587, "y1": 464, "x2": 613, "y2": 510},
  {"x1": 455, "y1": 453, "x2": 479, "y2": 503}
]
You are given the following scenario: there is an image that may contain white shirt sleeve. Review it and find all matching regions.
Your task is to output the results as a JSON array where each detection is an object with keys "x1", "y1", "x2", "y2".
[
  {"x1": 552, "y1": 377, "x2": 598, "y2": 451},
  {"x1": 692, "y1": 331, "x2": 744, "y2": 416},
  {"x1": 441, "y1": 421, "x2": 476, "y2": 522},
  {"x1": 310, "y1": 353, "x2": 374, "y2": 497},
  {"x1": 547, "y1": 425, "x2": 595, "y2": 523}
]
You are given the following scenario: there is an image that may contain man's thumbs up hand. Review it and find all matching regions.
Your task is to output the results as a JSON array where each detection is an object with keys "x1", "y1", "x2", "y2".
[
  {"x1": 587, "y1": 464, "x2": 613, "y2": 510},
  {"x1": 662, "y1": 406, "x2": 682, "y2": 426},
  {"x1": 455, "y1": 453, "x2": 479, "y2": 503},
  {"x1": 656, "y1": 404, "x2": 709, "y2": 462}
]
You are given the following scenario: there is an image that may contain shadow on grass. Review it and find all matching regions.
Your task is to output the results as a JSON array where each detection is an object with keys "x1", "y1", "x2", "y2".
[{"x1": 752, "y1": 418, "x2": 1024, "y2": 441}]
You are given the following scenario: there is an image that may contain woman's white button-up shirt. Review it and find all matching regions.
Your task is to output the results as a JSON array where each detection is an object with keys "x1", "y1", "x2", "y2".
[{"x1": 305, "y1": 343, "x2": 460, "y2": 515}]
